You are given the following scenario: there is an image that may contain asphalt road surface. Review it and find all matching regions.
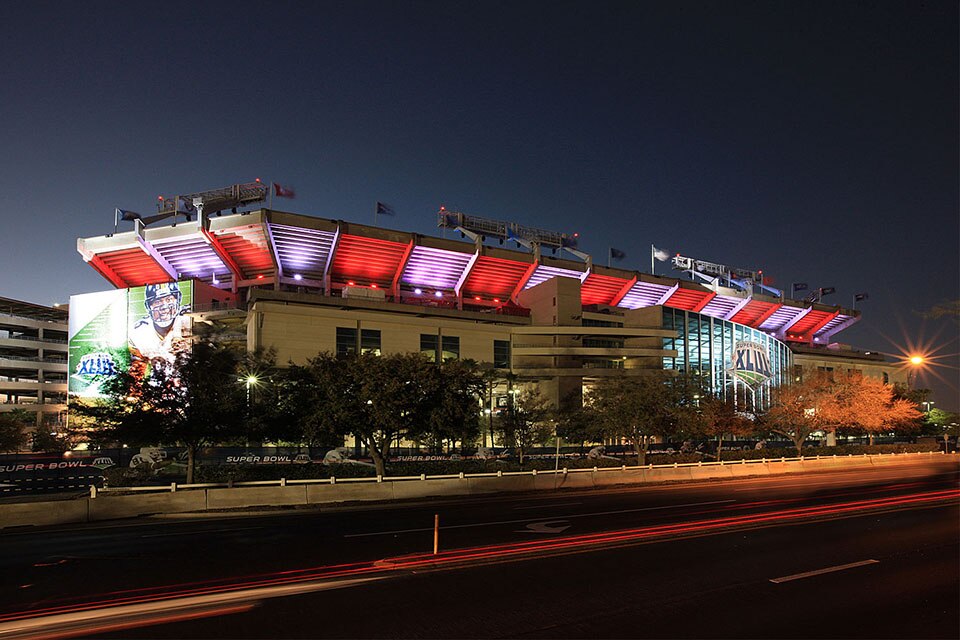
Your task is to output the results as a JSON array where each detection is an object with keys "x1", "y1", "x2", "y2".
[{"x1": 0, "y1": 458, "x2": 957, "y2": 639}]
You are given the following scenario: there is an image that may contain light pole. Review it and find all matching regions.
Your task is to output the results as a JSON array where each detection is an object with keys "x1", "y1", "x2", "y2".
[{"x1": 244, "y1": 375, "x2": 258, "y2": 407}]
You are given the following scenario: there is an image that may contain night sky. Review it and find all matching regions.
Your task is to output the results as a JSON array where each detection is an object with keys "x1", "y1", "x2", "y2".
[{"x1": 2, "y1": 1, "x2": 957, "y2": 406}]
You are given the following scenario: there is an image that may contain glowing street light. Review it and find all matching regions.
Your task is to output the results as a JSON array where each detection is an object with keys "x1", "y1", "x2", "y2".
[{"x1": 907, "y1": 355, "x2": 925, "y2": 388}]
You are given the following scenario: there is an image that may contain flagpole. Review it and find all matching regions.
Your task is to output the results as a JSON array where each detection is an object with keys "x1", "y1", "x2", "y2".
[
  {"x1": 607, "y1": 248, "x2": 611, "y2": 269},
  {"x1": 650, "y1": 245, "x2": 654, "y2": 276},
  {"x1": 852, "y1": 294, "x2": 856, "y2": 311},
  {"x1": 268, "y1": 179, "x2": 273, "y2": 210},
  {"x1": 114, "y1": 208, "x2": 119, "y2": 234}
]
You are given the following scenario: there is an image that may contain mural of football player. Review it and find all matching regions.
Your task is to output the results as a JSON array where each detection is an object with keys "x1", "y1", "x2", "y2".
[{"x1": 128, "y1": 282, "x2": 191, "y2": 366}]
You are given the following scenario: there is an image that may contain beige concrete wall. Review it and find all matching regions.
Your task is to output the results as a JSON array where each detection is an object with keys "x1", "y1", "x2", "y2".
[
  {"x1": 793, "y1": 352, "x2": 907, "y2": 385},
  {"x1": 253, "y1": 300, "x2": 512, "y2": 365}
]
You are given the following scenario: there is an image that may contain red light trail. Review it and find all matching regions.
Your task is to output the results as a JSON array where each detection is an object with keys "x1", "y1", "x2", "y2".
[{"x1": 0, "y1": 487, "x2": 955, "y2": 635}]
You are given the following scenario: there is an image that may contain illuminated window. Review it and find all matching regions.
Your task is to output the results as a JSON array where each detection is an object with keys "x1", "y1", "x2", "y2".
[
  {"x1": 361, "y1": 329, "x2": 381, "y2": 356},
  {"x1": 420, "y1": 334, "x2": 438, "y2": 362},
  {"x1": 494, "y1": 340, "x2": 511, "y2": 368},
  {"x1": 442, "y1": 336, "x2": 460, "y2": 361},
  {"x1": 336, "y1": 327, "x2": 357, "y2": 357}
]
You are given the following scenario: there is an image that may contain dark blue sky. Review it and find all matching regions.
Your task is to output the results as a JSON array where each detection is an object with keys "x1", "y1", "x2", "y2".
[{"x1": 2, "y1": 1, "x2": 957, "y2": 403}]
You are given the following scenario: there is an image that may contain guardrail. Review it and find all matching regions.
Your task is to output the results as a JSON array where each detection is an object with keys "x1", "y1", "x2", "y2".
[{"x1": 93, "y1": 450, "x2": 949, "y2": 497}]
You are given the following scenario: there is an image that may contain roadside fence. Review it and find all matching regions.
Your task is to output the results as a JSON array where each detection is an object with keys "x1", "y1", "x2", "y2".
[{"x1": 91, "y1": 450, "x2": 951, "y2": 498}]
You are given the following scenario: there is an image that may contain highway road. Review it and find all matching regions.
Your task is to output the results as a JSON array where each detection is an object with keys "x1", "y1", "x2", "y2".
[{"x1": 0, "y1": 457, "x2": 956, "y2": 639}]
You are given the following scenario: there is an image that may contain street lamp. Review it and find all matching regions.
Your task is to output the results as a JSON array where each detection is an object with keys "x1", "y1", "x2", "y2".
[
  {"x1": 242, "y1": 375, "x2": 258, "y2": 407},
  {"x1": 906, "y1": 355, "x2": 925, "y2": 388}
]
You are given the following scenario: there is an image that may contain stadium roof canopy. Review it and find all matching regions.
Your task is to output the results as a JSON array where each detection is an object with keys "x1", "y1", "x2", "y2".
[{"x1": 76, "y1": 209, "x2": 858, "y2": 344}]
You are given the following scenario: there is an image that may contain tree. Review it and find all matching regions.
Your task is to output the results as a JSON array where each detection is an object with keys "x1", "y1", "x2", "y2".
[
  {"x1": 761, "y1": 375, "x2": 834, "y2": 455},
  {"x1": 833, "y1": 375, "x2": 922, "y2": 445},
  {"x1": 416, "y1": 359, "x2": 486, "y2": 452},
  {"x1": 75, "y1": 339, "x2": 247, "y2": 483},
  {"x1": 496, "y1": 387, "x2": 553, "y2": 466},
  {"x1": 0, "y1": 410, "x2": 31, "y2": 453},
  {"x1": 293, "y1": 352, "x2": 483, "y2": 476},
  {"x1": 698, "y1": 396, "x2": 755, "y2": 461},
  {"x1": 817, "y1": 372, "x2": 922, "y2": 445},
  {"x1": 587, "y1": 372, "x2": 695, "y2": 466}
]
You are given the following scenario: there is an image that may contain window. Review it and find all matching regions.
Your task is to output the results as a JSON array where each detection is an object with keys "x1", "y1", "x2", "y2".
[
  {"x1": 420, "y1": 334, "x2": 438, "y2": 362},
  {"x1": 361, "y1": 329, "x2": 381, "y2": 355},
  {"x1": 441, "y1": 336, "x2": 460, "y2": 361},
  {"x1": 494, "y1": 340, "x2": 511, "y2": 368},
  {"x1": 336, "y1": 327, "x2": 357, "y2": 357}
]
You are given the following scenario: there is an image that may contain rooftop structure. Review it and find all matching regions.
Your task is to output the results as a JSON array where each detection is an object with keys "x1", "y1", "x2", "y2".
[{"x1": 76, "y1": 207, "x2": 859, "y2": 345}]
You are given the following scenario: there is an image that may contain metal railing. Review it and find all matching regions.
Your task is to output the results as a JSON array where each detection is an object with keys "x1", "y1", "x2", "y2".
[
  {"x1": 94, "y1": 450, "x2": 948, "y2": 496},
  {"x1": 0, "y1": 333, "x2": 68, "y2": 345}
]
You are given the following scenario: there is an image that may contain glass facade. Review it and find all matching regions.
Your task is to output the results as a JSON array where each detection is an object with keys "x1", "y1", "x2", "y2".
[{"x1": 662, "y1": 308, "x2": 792, "y2": 411}]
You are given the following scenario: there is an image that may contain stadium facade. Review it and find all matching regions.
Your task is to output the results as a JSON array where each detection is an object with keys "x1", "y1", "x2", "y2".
[{"x1": 70, "y1": 206, "x2": 875, "y2": 414}]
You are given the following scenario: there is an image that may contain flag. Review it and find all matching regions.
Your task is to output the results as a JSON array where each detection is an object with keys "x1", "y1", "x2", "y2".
[
  {"x1": 376, "y1": 201, "x2": 395, "y2": 216},
  {"x1": 854, "y1": 292, "x2": 869, "y2": 302},
  {"x1": 820, "y1": 287, "x2": 836, "y2": 296},
  {"x1": 506, "y1": 227, "x2": 519, "y2": 242},
  {"x1": 792, "y1": 282, "x2": 808, "y2": 292},
  {"x1": 803, "y1": 291, "x2": 818, "y2": 303},
  {"x1": 118, "y1": 209, "x2": 142, "y2": 221},
  {"x1": 610, "y1": 248, "x2": 626, "y2": 261},
  {"x1": 561, "y1": 235, "x2": 578, "y2": 249},
  {"x1": 652, "y1": 246, "x2": 670, "y2": 262},
  {"x1": 273, "y1": 183, "x2": 295, "y2": 198}
]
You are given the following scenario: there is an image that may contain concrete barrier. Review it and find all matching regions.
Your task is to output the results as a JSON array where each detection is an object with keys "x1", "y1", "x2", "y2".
[
  {"x1": 0, "y1": 499, "x2": 88, "y2": 528},
  {"x1": 551, "y1": 471, "x2": 596, "y2": 490},
  {"x1": 688, "y1": 465, "x2": 734, "y2": 481},
  {"x1": 467, "y1": 475, "x2": 535, "y2": 495},
  {"x1": 306, "y1": 482, "x2": 394, "y2": 504},
  {"x1": 2, "y1": 453, "x2": 953, "y2": 529},
  {"x1": 88, "y1": 491, "x2": 206, "y2": 520},
  {"x1": 206, "y1": 485, "x2": 307, "y2": 510},
  {"x1": 392, "y1": 478, "x2": 466, "y2": 500}
]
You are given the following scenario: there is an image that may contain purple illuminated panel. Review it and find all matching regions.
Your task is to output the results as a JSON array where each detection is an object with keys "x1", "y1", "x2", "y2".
[
  {"x1": 760, "y1": 306, "x2": 805, "y2": 332},
  {"x1": 699, "y1": 294, "x2": 741, "y2": 319},
  {"x1": 152, "y1": 237, "x2": 227, "y2": 281},
  {"x1": 401, "y1": 246, "x2": 473, "y2": 290},
  {"x1": 523, "y1": 264, "x2": 584, "y2": 290},
  {"x1": 617, "y1": 281, "x2": 672, "y2": 309},
  {"x1": 269, "y1": 224, "x2": 337, "y2": 280},
  {"x1": 815, "y1": 313, "x2": 855, "y2": 338}
]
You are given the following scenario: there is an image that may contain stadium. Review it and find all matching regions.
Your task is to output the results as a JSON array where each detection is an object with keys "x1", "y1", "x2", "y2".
[{"x1": 65, "y1": 181, "x2": 877, "y2": 419}]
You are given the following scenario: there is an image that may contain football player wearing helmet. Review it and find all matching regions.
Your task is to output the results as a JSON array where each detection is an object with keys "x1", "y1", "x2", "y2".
[{"x1": 129, "y1": 282, "x2": 190, "y2": 366}]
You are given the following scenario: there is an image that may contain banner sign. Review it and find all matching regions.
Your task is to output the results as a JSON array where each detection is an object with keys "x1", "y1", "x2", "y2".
[
  {"x1": 68, "y1": 281, "x2": 193, "y2": 398},
  {"x1": 730, "y1": 340, "x2": 772, "y2": 386}
]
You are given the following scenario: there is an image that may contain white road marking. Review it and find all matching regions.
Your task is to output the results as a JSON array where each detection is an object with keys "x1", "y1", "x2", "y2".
[
  {"x1": 518, "y1": 520, "x2": 571, "y2": 534},
  {"x1": 769, "y1": 559, "x2": 879, "y2": 584},
  {"x1": 344, "y1": 499, "x2": 735, "y2": 537},
  {"x1": 513, "y1": 502, "x2": 582, "y2": 510},
  {"x1": 140, "y1": 526, "x2": 263, "y2": 539}
]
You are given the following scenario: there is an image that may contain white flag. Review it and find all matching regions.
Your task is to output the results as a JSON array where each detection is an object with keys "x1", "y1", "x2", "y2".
[{"x1": 652, "y1": 246, "x2": 670, "y2": 262}]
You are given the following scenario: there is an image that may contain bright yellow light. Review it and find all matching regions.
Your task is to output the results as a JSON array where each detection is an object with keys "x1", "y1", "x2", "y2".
[
  {"x1": 909, "y1": 356, "x2": 924, "y2": 365},
  {"x1": 245, "y1": 375, "x2": 258, "y2": 385}
]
